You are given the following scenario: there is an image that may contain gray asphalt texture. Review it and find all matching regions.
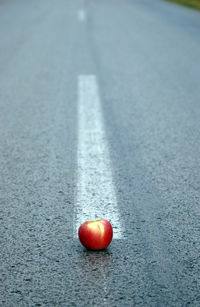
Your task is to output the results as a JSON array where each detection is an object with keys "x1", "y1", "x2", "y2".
[{"x1": 1, "y1": 0, "x2": 200, "y2": 306}]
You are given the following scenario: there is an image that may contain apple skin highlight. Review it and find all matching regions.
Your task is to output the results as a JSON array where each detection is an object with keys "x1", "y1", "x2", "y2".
[{"x1": 78, "y1": 219, "x2": 113, "y2": 250}]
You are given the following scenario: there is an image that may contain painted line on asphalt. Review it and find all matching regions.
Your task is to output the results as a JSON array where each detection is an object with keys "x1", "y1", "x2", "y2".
[
  {"x1": 74, "y1": 74, "x2": 122, "y2": 239},
  {"x1": 77, "y1": 9, "x2": 86, "y2": 22}
]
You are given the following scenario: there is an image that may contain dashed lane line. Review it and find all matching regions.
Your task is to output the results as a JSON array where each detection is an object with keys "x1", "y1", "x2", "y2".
[{"x1": 74, "y1": 74, "x2": 123, "y2": 239}]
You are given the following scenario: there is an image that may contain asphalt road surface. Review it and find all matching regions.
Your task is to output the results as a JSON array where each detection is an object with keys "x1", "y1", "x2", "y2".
[{"x1": 1, "y1": 0, "x2": 200, "y2": 306}]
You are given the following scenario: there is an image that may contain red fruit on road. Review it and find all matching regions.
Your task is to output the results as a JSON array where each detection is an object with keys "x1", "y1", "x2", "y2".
[{"x1": 78, "y1": 218, "x2": 113, "y2": 250}]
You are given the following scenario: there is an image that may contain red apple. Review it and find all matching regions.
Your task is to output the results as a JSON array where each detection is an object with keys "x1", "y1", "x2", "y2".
[{"x1": 78, "y1": 218, "x2": 113, "y2": 250}]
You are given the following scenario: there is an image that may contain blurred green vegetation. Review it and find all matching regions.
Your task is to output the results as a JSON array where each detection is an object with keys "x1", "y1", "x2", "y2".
[{"x1": 166, "y1": 0, "x2": 200, "y2": 10}]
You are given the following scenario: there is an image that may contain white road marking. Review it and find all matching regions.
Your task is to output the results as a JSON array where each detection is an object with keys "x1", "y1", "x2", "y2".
[
  {"x1": 74, "y1": 75, "x2": 122, "y2": 239},
  {"x1": 77, "y1": 9, "x2": 86, "y2": 22}
]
